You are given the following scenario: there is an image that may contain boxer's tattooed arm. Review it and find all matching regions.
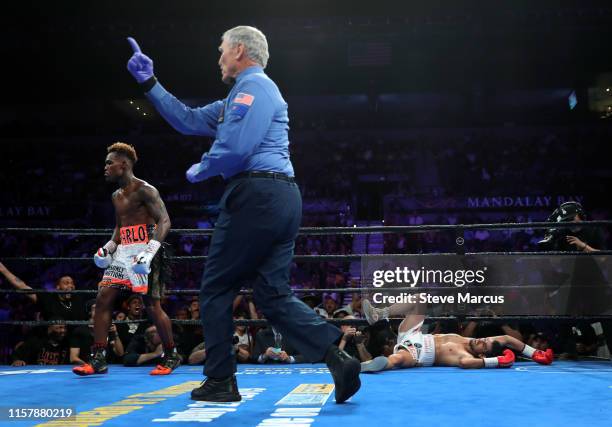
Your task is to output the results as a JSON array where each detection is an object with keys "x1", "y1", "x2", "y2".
[{"x1": 140, "y1": 185, "x2": 171, "y2": 242}]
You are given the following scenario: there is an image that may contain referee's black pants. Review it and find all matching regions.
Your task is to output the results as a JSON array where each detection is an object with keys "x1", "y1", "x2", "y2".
[{"x1": 199, "y1": 176, "x2": 342, "y2": 378}]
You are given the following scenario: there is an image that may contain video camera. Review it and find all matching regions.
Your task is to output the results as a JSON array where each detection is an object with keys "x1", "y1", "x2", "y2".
[{"x1": 537, "y1": 201, "x2": 586, "y2": 249}]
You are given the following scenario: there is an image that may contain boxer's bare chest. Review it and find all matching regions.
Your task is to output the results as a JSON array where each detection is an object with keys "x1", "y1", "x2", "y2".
[
  {"x1": 113, "y1": 188, "x2": 151, "y2": 226},
  {"x1": 435, "y1": 341, "x2": 469, "y2": 366}
]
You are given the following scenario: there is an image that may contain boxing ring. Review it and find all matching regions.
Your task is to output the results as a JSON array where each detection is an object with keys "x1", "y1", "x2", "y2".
[
  {"x1": 1, "y1": 222, "x2": 611, "y2": 426},
  {"x1": 1, "y1": 362, "x2": 610, "y2": 426}
]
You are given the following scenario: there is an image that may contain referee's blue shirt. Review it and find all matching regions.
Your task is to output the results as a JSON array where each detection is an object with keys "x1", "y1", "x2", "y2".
[{"x1": 145, "y1": 65, "x2": 294, "y2": 182}]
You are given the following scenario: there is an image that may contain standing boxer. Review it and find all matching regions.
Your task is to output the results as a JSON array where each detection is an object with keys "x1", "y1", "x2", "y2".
[{"x1": 73, "y1": 142, "x2": 180, "y2": 376}]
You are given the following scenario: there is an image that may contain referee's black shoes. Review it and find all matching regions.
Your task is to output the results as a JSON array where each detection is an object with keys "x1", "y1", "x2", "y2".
[
  {"x1": 191, "y1": 375, "x2": 242, "y2": 402},
  {"x1": 325, "y1": 345, "x2": 361, "y2": 403}
]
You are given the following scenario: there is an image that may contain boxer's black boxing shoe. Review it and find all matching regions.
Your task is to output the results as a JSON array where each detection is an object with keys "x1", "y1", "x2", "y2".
[
  {"x1": 150, "y1": 349, "x2": 181, "y2": 375},
  {"x1": 191, "y1": 375, "x2": 242, "y2": 402},
  {"x1": 73, "y1": 349, "x2": 108, "y2": 376},
  {"x1": 325, "y1": 345, "x2": 361, "y2": 403}
]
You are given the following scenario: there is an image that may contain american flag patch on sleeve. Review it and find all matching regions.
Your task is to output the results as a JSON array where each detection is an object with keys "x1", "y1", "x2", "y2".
[{"x1": 233, "y1": 92, "x2": 255, "y2": 106}]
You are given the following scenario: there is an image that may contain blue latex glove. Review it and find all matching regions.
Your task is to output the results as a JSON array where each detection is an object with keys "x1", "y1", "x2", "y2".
[
  {"x1": 126, "y1": 37, "x2": 154, "y2": 83},
  {"x1": 185, "y1": 151, "x2": 211, "y2": 183},
  {"x1": 186, "y1": 162, "x2": 205, "y2": 183}
]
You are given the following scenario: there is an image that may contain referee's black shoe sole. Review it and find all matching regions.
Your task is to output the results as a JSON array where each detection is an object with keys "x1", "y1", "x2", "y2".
[{"x1": 325, "y1": 345, "x2": 361, "y2": 403}]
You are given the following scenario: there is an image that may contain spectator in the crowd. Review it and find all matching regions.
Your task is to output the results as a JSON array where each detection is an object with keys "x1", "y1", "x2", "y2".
[
  {"x1": 252, "y1": 326, "x2": 305, "y2": 364},
  {"x1": 538, "y1": 202, "x2": 604, "y2": 253},
  {"x1": 315, "y1": 294, "x2": 339, "y2": 318},
  {"x1": 333, "y1": 308, "x2": 350, "y2": 318},
  {"x1": 188, "y1": 341, "x2": 207, "y2": 365},
  {"x1": 537, "y1": 202, "x2": 609, "y2": 354},
  {"x1": 574, "y1": 325, "x2": 600, "y2": 357},
  {"x1": 232, "y1": 294, "x2": 260, "y2": 343},
  {"x1": 175, "y1": 307, "x2": 190, "y2": 320},
  {"x1": 461, "y1": 307, "x2": 523, "y2": 341},
  {"x1": 0, "y1": 261, "x2": 86, "y2": 321},
  {"x1": 174, "y1": 299, "x2": 204, "y2": 357},
  {"x1": 124, "y1": 325, "x2": 179, "y2": 367},
  {"x1": 300, "y1": 295, "x2": 321, "y2": 310},
  {"x1": 116, "y1": 295, "x2": 149, "y2": 349},
  {"x1": 172, "y1": 306, "x2": 201, "y2": 360},
  {"x1": 188, "y1": 311, "x2": 253, "y2": 365},
  {"x1": 558, "y1": 322, "x2": 600, "y2": 359},
  {"x1": 351, "y1": 293, "x2": 364, "y2": 318},
  {"x1": 336, "y1": 315, "x2": 371, "y2": 362},
  {"x1": 11, "y1": 316, "x2": 69, "y2": 366},
  {"x1": 69, "y1": 303, "x2": 124, "y2": 365},
  {"x1": 233, "y1": 312, "x2": 252, "y2": 363},
  {"x1": 336, "y1": 293, "x2": 363, "y2": 318},
  {"x1": 188, "y1": 298, "x2": 200, "y2": 320}
]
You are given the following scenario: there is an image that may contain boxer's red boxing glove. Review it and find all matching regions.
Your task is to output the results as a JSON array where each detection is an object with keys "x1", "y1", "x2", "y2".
[
  {"x1": 532, "y1": 348, "x2": 553, "y2": 365},
  {"x1": 484, "y1": 349, "x2": 515, "y2": 368},
  {"x1": 497, "y1": 349, "x2": 515, "y2": 368}
]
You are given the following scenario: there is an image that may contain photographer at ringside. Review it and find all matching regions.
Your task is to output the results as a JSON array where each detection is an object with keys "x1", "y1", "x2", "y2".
[
  {"x1": 538, "y1": 201, "x2": 610, "y2": 358},
  {"x1": 537, "y1": 201, "x2": 603, "y2": 253}
]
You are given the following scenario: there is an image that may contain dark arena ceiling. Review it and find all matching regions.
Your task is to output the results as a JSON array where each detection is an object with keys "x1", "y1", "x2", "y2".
[{"x1": 4, "y1": 0, "x2": 612, "y2": 103}]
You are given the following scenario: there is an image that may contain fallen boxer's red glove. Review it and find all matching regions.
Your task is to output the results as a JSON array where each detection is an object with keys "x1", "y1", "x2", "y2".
[
  {"x1": 497, "y1": 349, "x2": 515, "y2": 367},
  {"x1": 484, "y1": 349, "x2": 515, "y2": 368},
  {"x1": 532, "y1": 348, "x2": 553, "y2": 365}
]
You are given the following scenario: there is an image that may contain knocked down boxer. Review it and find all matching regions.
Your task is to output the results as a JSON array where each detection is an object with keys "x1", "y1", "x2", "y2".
[{"x1": 360, "y1": 299, "x2": 553, "y2": 372}]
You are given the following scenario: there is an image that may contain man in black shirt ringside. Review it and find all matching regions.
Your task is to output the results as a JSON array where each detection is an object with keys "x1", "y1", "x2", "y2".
[
  {"x1": 0, "y1": 261, "x2": 86, "y2": 321},
  {"x1": 11, "y1": 316, "x2": 69, "y2": 366}
]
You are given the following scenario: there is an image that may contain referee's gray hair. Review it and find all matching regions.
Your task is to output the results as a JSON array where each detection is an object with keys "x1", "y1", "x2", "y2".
[{"x1": 222, "y1": 26, "x2": 269, "y2": 68}]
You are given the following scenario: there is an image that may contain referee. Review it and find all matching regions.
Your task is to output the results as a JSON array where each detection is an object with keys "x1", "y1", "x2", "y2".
[{"x1": 126, "y1": 26, "x2": 360, "y2": 403}]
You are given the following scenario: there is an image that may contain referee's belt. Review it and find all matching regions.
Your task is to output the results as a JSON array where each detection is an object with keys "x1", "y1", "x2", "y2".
[{"x1": 231, "y1": 171, "x2": 295, "y2": 183}]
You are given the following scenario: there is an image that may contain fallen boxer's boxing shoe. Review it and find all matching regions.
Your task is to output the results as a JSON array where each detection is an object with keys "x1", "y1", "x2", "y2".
[
  {"x1": 360, "y1": 356, "x2": 389, "y2": 373},
  {"x1": 325, "y1": 345, "x2": 361, "y2": 403},
  {"x1": 362, "y1": 299, "x2": 388, "y2": 325}
]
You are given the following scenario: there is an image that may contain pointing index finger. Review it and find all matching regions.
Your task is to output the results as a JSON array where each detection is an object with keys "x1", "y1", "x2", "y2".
[{"x1": 127, "y1": 37, "x2": 142, "y2": 54}]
